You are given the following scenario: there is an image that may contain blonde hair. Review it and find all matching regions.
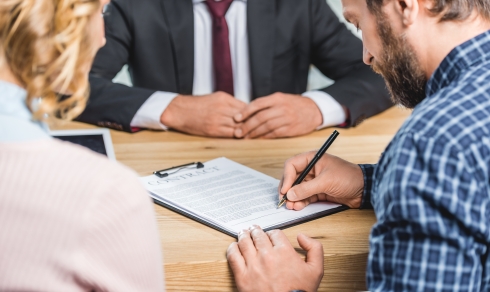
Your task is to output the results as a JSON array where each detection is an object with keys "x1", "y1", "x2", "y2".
[{"x1": 0, "y1": 0, "x2": 100, "y2": 120}]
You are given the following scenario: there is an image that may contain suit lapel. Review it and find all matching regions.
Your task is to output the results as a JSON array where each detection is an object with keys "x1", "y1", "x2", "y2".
[
  {"x1": 161, "y1": 0, "x2": 194, "y2": 94},
  {"x1": 247, "y1": 0, "x2": 275, "y2": 99}
]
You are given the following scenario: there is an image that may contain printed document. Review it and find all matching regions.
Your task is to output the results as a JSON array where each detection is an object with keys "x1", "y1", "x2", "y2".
[{"x1": 140, "y1": 157, "x2": 345, "y2": 237}]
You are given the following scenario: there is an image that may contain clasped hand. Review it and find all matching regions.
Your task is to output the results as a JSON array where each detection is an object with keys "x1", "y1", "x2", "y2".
[
  {"x1": 160, "y1": 92, "x2": 322, "y2": 138},
  {"x1": 234, "y1": 92, "x2": 323, "y2": 139}
]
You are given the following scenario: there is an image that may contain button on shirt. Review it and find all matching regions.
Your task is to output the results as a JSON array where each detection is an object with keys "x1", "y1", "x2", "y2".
[
  {"x1": 130, "y1": 0, "x2": 346, "y2": 130},
  {"x1": 359, "y1": 31, "x2": 490, "y2": 290}
]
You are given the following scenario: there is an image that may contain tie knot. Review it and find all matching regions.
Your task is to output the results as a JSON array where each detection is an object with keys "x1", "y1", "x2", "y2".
[{"x1": 205, "y1": 0, "x2": 234, "y2": 18}]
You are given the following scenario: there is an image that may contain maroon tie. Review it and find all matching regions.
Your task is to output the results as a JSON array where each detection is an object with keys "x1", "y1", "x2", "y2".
[{"x1": 205, "y1": 0, "x2": 234, "y2": 95}]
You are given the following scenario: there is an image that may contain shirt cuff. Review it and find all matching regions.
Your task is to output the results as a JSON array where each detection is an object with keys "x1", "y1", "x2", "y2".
[
  {"x1": 302, "y1": 90, "x2": 347, "y2": 130},
  {"x1": 358, "y1": 164, "x2": 376, "y2": 209},
  {"x1": 129, "y1": 91, "x2": 179, "y2": 130}
]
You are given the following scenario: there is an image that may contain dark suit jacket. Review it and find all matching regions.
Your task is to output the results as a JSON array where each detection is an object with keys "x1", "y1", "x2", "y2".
[{"x1": 78, "y1": 0, "x2": 392, "y2": 132}]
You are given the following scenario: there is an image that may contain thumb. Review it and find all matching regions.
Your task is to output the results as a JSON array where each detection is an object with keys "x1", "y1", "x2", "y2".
[
  {"x1": 286, "y1": 178, "x2": 325, "y2": 201},
  {"x1": 297, "y1": 233, "x2": 324, "y2": 271}
]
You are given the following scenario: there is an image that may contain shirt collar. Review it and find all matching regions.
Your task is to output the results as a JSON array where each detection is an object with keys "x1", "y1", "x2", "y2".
[
  {"x1": 426, "y1": 30, "x2": 490, "y2": 97},
  {"x1": 0, "y1": 80, "x2": 50, "y2": 142}
]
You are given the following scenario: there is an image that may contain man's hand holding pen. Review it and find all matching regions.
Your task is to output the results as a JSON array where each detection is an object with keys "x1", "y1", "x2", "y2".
[
  {"x1": 279, "y1": 152, "x2": 365, "y2": 210},
  {"x1": 228, "y1": 140, "x2": 367, "y2": 291}
]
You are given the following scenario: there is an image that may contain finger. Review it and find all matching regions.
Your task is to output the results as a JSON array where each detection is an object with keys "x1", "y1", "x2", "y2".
[
  {"x1": 228, "y1": 98, "x2": 248, "y2": 111},
  {"x1": 201, "y1": 121, "x2": 236, "y2": 137},
  {"x1": 237, "y1": 229, "x2": 257, "y2": 260},
  {"x1": 213, "y1": 91, "x2": 246, "y2": 112},
  {"x1": 227, "y1": 242, "x2": 246, "y2": 271},
  {"x1": 278, "y1": 175, "x2": 285, "y2": 195},
  {"x1": 246, "y1": 116, "x2": 289, "y2": 139},
  {"x1": 297, "y1": 233, "x2": 324, "y2": 273},
  {"x1": 285, "y1": 200, "x2": 295, "y2": 210},
  {"x1": 265, "y1": 229, "x2": 290, "y2": 248},
  {"x1": 245, "y1": 107, "x2": 284, "y2": 128},
  {"x1": 234, "y1": 96, "x2": 275, "y2": 123},
  {"x1": 324, "y1": 194, "x2": 340, "y2": 204},
  {"x1": 290, "y1": 194, "x2": 330, "y2": 211},
  {"x1": 235, "y1": 107, "x2": 275, "y2": 138},
  {"x1": 212, "y1": 125, "x2": 238, "y2": 138},
  {"x1": 261, "y1": 126, "x2": 291, "y2": 139},
  {"x1": 286, "y1": 177, "x2": 326, "y2": 202},
  {"x1": 249, "y1": 225, "x2": 273, "y2": 250},
  {"x1": 280, "y1": 152, "x2": 316, "y2": 195},
  {"x1": 291, "y1": 199, "x2": 310, "y2": 211},
  {"x1": 219, "y1": 116, "x2": 240, "y2": 128},
  {"x1": 212, "y1": 91, "x2": 234, "y2": 101}
]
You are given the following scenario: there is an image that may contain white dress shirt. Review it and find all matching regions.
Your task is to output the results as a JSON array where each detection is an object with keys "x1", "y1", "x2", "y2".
[{"x1": 130, "y1": 0, "x2": 346, "y2": 130}]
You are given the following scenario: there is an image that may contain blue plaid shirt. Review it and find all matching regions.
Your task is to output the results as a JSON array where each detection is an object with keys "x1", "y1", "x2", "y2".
[{"x1": 359, "y1": 31, "x2": 490, "y2": 291}]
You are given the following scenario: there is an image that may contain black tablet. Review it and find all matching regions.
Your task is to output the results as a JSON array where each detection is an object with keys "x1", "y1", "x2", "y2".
[{"x1": 50, "y1": 129, "x2": 116, "y2": 160}]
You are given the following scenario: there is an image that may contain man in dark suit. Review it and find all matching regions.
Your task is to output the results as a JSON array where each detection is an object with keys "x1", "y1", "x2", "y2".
[{"x1": 78, "y1": 0, "x2": 392, "y2": 138}]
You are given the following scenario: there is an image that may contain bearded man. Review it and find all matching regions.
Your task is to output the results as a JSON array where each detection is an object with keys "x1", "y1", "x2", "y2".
[{"x1": 225, "y1": 0, "x2": 490, "y2": 291}]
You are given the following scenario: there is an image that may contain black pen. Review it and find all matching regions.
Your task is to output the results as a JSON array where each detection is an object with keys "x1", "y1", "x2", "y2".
[{"x1": 277, "y1": 130, "x2": 340, "y2": 208}]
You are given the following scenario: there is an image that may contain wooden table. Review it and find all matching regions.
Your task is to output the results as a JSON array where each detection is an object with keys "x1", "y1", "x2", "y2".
[{"x1": 52, "y1": 106, "x2": 411, "y2": 291}]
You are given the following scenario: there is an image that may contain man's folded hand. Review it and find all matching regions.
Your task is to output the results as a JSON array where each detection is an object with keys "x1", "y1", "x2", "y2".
[{"x1": 233, "y1": 93, "x2": 323, "y2": 139}]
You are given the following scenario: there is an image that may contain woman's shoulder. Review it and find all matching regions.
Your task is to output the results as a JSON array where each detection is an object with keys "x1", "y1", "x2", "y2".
[
  {"x1": 1, "y1": 138, "x2": 141, "y2": 194},
  {"x1": 51, "y1": 139, "x2": 141, "y2": 186}
]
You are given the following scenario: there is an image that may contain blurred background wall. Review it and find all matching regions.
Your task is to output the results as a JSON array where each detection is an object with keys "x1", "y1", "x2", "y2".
[{"x1": 112, "y1": 0, "x2": 361, "y2": 92}]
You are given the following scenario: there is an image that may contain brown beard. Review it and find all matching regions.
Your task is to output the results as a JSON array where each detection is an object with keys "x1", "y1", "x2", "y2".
[{"x1": 371, "y1": 14, "x2": 427, "y2": 109}]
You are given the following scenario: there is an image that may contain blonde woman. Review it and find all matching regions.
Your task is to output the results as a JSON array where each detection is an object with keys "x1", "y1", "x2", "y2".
[{"x1": 0, "y1": 0, "x2": 164, "y2": 290}]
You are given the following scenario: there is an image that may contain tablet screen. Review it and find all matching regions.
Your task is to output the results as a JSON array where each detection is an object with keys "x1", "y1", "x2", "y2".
[
  {"x1": 53, "y1": 134, "x2": 108, "y2": 157},
  {"x1": 49, "y1": 129, "x2": 116, "y2": 160}
]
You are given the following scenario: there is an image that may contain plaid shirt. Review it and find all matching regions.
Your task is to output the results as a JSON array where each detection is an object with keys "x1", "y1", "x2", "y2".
[{"x1": 359, "y1": 31, "x2": 490, "y2": 291}]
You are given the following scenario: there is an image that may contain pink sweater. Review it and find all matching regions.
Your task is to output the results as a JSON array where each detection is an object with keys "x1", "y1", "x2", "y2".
[{"x1": 0, "y1": 139, "x2": 165, "y2": 291}]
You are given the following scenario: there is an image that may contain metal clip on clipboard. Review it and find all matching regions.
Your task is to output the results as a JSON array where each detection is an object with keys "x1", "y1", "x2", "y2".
[{"x1": 153, "y1": 162, "x2": 205, "y2": 178}]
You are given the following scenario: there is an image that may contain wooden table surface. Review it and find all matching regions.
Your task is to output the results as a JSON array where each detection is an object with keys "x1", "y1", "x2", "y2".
[{"x1": 52, "y1": 106, "x2": 411, "y2": 291}]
